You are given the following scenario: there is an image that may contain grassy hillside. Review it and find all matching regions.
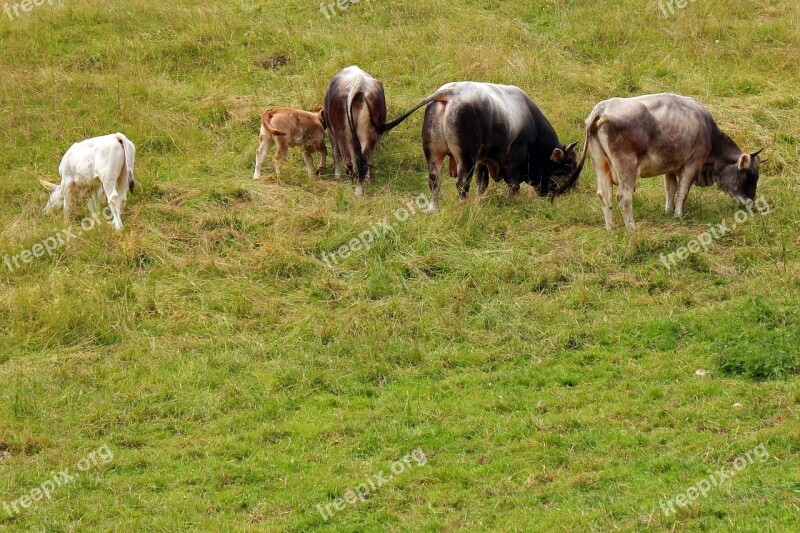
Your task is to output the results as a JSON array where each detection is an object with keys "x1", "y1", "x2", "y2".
[{"x1": 1, "y1": 0, "x2": 799, "y2": 530}]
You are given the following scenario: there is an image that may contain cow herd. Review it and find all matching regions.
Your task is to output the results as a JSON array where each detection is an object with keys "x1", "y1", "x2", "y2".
[{"x1": 40, "y1": 65, "x2": 766, "y2": 232}]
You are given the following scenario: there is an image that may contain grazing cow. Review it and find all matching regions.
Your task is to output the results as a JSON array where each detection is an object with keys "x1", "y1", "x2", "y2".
[
  {"x1": 323, "y1": 66, "x2": 389, "y2": 197},
  {"x1": 379, "y1": 82, "x2": 579, "y2": 211},
  {"x1": 553, "y1": 93, "x2": 766, "y2": 230},
  {"x1": 253, "y1": 106, "x2": 327, "y2": 180},
  {"x1": 40, "y1": 133, "x2": 136, "y2": 231}
]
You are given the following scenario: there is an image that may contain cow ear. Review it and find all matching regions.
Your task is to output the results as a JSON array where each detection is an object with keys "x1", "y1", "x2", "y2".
[
  {"x1": 737, "y1": 153, "x2": 751, "y2": 170},
  {"x1": 550, "y1": 148, "x2": 565, "y2": 163}
]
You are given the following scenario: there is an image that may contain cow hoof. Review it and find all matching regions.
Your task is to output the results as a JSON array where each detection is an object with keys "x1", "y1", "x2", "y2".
[
  {"x1": 354, "y1": 186, "x2": 364, "y2": 197},
  {"x1": 426, "y1": 205, "x2": 439, "y2": 214}
]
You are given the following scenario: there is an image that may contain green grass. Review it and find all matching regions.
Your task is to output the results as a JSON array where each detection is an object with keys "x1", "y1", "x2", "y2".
[{"x1": 1, "y1": 0, "x2": 799, "y2": 530}]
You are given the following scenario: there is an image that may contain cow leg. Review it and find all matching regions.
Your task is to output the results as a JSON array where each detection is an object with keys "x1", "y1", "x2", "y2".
[
  {"x1": 363, "y1": 141, "x2": 375, "y2": 183},
  {"x1": 356, "y1": 140, "x2": 376, "y2": 197},
  {"x1": 345, "y1": 129, "x2": 358, "y2": 183},
  {"x1": 329, "y1": 131, "x2": 342, "y2": 179},
  {"x1": 476, "y1": 165, "x2": 489, "y2": 198},
  {"x1": 617, "y1": 181, "x2": 636, "y2": 230},
  {"x1": 506, "y1": 142, "x2": 528, "y2": 201},
  {"x1": 102, "y1": 181, "x2": 124, "y2": 231},
  {"x1": 254, "y1": 133, "x2": 273, "y2": 180},
  {"x1": 117, "y1": 168, "x2": 130, "y2": 212},
  {"x1": 341, "y1": 137, "x2": 355, "y2": 182},
  {"x1": 119, "y1": 190, "x2": 129, "y2": 215},
  {"x1": 456, "y1": 159, "x2": 475, "y2": 201},
  {"x1": 425, "y1": 153, "x2": 446, "y2": 212},
  {"x1": 302, "y1": 150, "x2": 316, "y2": 178},
  {"x1": 664, "y1": 173, "x2": 678, "y2": 214},
  {"x1": 316, "y1": 141, "x2": 327, "y2": 176},
  {"x1": 606, "y1": 149, "x2": 639, "y2": 229},
  {"x1": 422, "y1": 102, "x2": 450, "y2": 212},
  {"x1": 675, "y1": 166, "x2": 699, "y2": 218},
  {"x1": 61, "y1": 178, "x2": 73, "y2": 220},
  {"x1": 595, "y1": 169, "x2": 615, "y2": 230},
  {"x1": 273, "y1": 138, "x2": 289, "y2": 177},
  {"x1": 590, "y1": 135, "x2": 618, "y2": 230}
]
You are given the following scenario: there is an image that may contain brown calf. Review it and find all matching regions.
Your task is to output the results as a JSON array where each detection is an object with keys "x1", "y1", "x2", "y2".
[
  {"x1": 323, "y1": 66, "x2": 388, "y2": 197},
  {"x1": 253, "y1": 106, "x2": 327, "y2": 179}
]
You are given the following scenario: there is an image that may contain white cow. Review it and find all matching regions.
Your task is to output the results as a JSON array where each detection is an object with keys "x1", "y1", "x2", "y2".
[{"x1": 40, "y1": 133, "x2": 136, "y2": 231}]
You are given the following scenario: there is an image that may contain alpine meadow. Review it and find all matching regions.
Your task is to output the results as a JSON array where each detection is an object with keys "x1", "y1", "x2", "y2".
[{"x1": 2, "y1": 0, "x2": 800, "y2": 531}]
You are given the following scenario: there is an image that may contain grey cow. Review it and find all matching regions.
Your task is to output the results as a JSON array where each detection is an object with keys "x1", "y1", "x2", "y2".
[{"x1": 554, "y1": 93, "x2": 765, "y2": 229}]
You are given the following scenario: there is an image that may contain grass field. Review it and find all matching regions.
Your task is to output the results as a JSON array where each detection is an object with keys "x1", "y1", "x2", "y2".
[{"x1": 1, "y1": 0, "x2": 799, "y2": 530}]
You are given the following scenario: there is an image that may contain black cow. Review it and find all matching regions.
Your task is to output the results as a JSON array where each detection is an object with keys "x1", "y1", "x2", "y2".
[{"x1": 382, "y1": 82, "x2": 578, "y2": 211}]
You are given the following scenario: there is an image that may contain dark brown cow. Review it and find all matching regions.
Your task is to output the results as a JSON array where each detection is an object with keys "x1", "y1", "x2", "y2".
[{"x1": 323, "y1": 66, "x2": 388, "y2": 197}]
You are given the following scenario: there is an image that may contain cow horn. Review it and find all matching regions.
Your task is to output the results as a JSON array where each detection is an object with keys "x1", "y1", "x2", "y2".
[
  {"x1": 750, "y1": 148, "x2": 765, "y2": 158},
  {"x1": 566, "y1": 141, "x2": 579, "y2": 152}
]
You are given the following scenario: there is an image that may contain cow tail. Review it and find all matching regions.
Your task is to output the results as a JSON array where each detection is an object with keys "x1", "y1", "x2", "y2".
[
  {"x1": 116, "y1": 133, "x2": 135, "y2": 194},
  {"x1": 346, "y1": 80, "x2": 369, "y2": 183},
  {"x1": 551, "y1": 111, "x2": 601, "y2": 202},
  {"x1": 261, "y1": 110, "x2": 287, "y2": 136},
  {"x1": 379, "y1": 92, "x2": 447, "y2": 136}
]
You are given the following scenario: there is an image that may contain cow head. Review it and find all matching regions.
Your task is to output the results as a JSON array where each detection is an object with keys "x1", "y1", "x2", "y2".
[
  {"x1": 714, "y1": 148, "x2": 765, "y2": 206},
  {"x1": 538, "y1": 142, "x2": 579, "y2": 195},
  {"x1": 40, "y1": 179, "x2": 63, "y2": 213}
]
